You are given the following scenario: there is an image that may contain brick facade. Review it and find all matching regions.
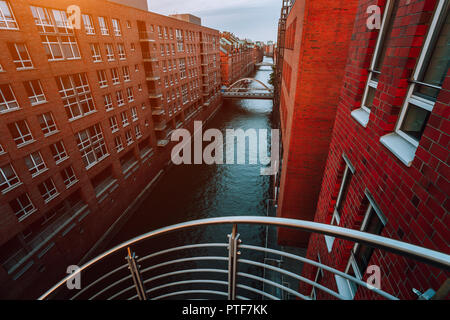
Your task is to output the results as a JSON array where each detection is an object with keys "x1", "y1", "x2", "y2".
[{"x1": 0, "y1": 0, "x2": 222, "y2": 298}]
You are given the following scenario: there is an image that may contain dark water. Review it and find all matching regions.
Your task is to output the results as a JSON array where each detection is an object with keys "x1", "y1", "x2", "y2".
[{"x1": 90, "y1": 57, "x2": 275, "y2": 300}]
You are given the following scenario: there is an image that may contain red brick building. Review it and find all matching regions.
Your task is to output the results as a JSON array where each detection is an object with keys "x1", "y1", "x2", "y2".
[
  {"x1": 276, "y1": 0, "x2": 360, "y2": 247},
  {"x1": 219, "y1": 32, "x2": 264, "y2": 87},
  {"x1": 297, "y1": 0, "x2": 449, "y2": 299},
  {"x1": 0, "y1": 0, "x2": 221, "y2": 298}
]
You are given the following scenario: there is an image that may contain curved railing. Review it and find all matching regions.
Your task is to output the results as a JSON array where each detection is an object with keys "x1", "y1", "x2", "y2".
[{"x1": 38, "y1": 216, "x2": 450, "y2": 300}]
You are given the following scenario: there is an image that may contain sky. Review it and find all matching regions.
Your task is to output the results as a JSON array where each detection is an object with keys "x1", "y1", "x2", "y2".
[{"x1": 146, "y1": 0, "x2": 280, "y2": 43}]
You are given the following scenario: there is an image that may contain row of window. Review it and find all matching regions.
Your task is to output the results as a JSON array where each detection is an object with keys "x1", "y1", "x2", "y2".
[
  {"x1": 352, "y1": 0, "x2": 449, "y2": 165},
  {"x1": 90, "y1": 42, "x2": 129, "y2": 62}
]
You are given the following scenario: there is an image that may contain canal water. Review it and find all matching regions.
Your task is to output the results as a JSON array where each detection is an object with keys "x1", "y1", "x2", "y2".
[{"x1": 101, "y1": 57, "x2": 275, "y2": 300}]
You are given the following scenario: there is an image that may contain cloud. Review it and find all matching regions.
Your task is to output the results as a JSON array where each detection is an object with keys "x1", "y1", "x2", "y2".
[{"x1": 147, "y1": 0, "x2": 280, "y2": 42}]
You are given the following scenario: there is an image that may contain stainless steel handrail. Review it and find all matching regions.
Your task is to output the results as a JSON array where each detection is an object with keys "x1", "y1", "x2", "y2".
[{"x1": 39, "y1": 216, "x2": 450, "y2": 300}]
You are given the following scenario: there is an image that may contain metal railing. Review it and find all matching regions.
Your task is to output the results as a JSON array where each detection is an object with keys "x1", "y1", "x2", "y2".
[{"x1": 39, "y1": 216, "x2": 450, "y2": 300}]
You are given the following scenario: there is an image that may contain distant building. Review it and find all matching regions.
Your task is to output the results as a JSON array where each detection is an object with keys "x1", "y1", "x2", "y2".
[{"x1": 169, "y1": 14, "x2": 202, "y2": 26}]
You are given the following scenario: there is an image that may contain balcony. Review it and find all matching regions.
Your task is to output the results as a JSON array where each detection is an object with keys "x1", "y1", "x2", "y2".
[
  {"x1": 39, "y1": 216, "x2": 449, "y2": 300},
  {"x1": 142, "y1": 52, "x2": 158, "y2": 62},
  {"x1": 148, "y1": 90, "x2": 163, "y2": 99},
  {"x1": 139, "y1": 31, "x2": 155, "y2": 42},
  {"x1": 153, "y1": 121, "x2": 167, "y2": 131},
  {"x1": 152, "y1": 108, "x2": 165, "y2": 116}
]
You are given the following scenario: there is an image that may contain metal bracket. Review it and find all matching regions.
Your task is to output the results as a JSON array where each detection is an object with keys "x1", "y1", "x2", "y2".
[
  {"x1": 126, "y1": 247, "x2": 148, "y2": 300},
  {"x1": 227, "y1": 224, "x2": 241, "y2": 300}
]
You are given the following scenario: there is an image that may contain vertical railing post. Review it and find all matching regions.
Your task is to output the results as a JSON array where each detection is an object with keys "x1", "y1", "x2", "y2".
[
  {"x1": 227, "y1": 224, "x2": 241, "y2": 300},
  {"x1": 126, "y1": 247, "x2": 148, "y2": 300}
]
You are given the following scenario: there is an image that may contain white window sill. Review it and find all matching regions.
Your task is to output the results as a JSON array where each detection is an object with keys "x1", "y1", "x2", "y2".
[
  {"x1": 1, "y1": 182, "x2": 23, "y2": 195},
  {"x1": 31, "y1": 168, "x2": 49, "y2": 178},
  {"x1": 351, "y1": 108, "x2": 370, "y2": 127},
  {"x1": 324, "y1": 235, "x2": 334, "y2": 253},
  {"x1": 31, "y1": 100, "x2": 48, "y2": 107},
  {"x1": 380, "y1": 132, "x2": 416, "y2": 167},
  {"x1": 44, "y1": 192, "x2": 60, "y2": 204},
  {"x1": 55, "y1": 156, "x2": 69, "y2": 165},
  {"x1": 0, "y1": 107, "x2": 21, "y2": 115}
]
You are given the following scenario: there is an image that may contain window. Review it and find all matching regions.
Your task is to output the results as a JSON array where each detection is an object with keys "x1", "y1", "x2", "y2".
[
  {"x1": 325, "y1": 154, "x2": 355, "y2": 252},
  {"x1": 7, "y1": 43, "x2": 33, "y2": 69},
  {"x1": 82, "y1": 14, "x2": 95, "y2": 34},
  {"x1": 97, "y1": 70, "x2": 108, "y2": 87},
  {"x1": 8, "y1": 120, "x2": 34, "y2": 146},
  {"x1": 160, "y1": 44, "x2": 165, "y2": 56},
  {"x1": 38, "y1": 178, "x2": 58, "y2": 203},
  {"x1": 24, "y1": 80, "x2": 46, "y2": 105},
  {"x1": 123, "y1": 66, "x2": 131, "y2": 82},
  {"x1": 131, "y1": 107, "x2": 138, "y2": 121},
  {"x1": 112, "y1": 18, "x2": 121, "y2": 36},
  {"x1": 344, "y1": 192, "x2": 387, "y2": 299},
  {"x1": 105, "y1": 43, "x2": 115, "y2": 61},
  {"x1": 25, "y1": 151, "x2": 47, "y2": 177},
  {"x1": 397, "y1": 1, "x2": 449, "y2": 145},
  {"x1": 125, "y1": 129, "x2": 133, "y2": 145},
  {"x1": 0, "y1": 1, "x2": 18, "y2": 30},
  {"x1": 10, "y1": 194, "x2": 36, "y2": 221},
  {"x1": 135, "y1": 64, "x2": 139, "y2": 72},
  {"x1": 116, "y1": 90, "x2": 124, "y2": 106},
  {"x1": 90, "y1": 43, "x2": 102, "y2": 62},
  {"x1": 52, "y1": 9, "x2": 72, "y2": 34},
  {"x1": 135, "y1": 125, "x2": 142, "y2": 139},
  {"x1": 50, "y1": 140, "x2": 68, "y2": 163},
  {"x1": 109, "y1": 116, "x2": 119, "y2": 132},
  {"x1": 75, "y1": 124, "x2": 108, "y2": 168},
  {"x1": 127, "y1": 87, "x2": 134, "y2": 102},
  {"x1": 130, "y1": 43, "x2": 135, "y2": 52},
  {"x1": 38, "y1": 112, "x2": 58, "y2": 136},
  {"x1": 0, "y1": 84, "x2": 19, "y2": 112},
  {"x1": 118, "y1": 43, "x2": 126, "y2": 60},
  {"x1": 121, "y1": 111, "x2": 129, "y2": 127},
  {"x1": 104, "y1": 94, "x2": 113, "y2": 111},
  {"x1": 126, "y1": 20, "x2": 131, "y2": 29},
  {"x1": 56, "y1": 73, "x2": 96, "y2": 120},
  {"x1": 61, "y1": 166, "x2": 77, "y2": 188},
  {"x1": 98, "y1": 17, "x2": 109, "y2": 35},
  {"x1": 111, "y1": 68, "x2": 120, "y2": 85},
  {"x1": 114, "y1": 136, "x2": 123, "y2": 152},
  {"x1": 30, "y1": 6, "x2": 55, "y2": 33},
  {"x1": 0, "y1": 163, "x2": 21, "y2": 194}
]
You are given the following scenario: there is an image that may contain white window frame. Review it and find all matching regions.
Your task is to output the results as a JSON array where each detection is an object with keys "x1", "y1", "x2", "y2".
[
  {"x1": 111, "y1": 68, "x2": 120, "y2": 85},
  {"x1": 50, "y1": 140, "x2": 69, "y2": 164},
  {"x1": 9, "y1": 43, "x2": 33, "y2": 70},
  {"x1": 135, "y1": 125, "x2": 142, "y2": 139},
  {"x1": 30, "y1": 6, "x2": 55, "y2": 33},
  {"x1": 0, "y1": 84, "x2": 20, "y2": 112},
  {"x1": 61, "y1": 166, "x2": 77, "y2": 189},
  {"x1": 104, "y1": 94, "x2": 113, "y2": 111},
  {"x1": 395, "y1": 0, "x2": 448, "y2": 147},
  {"x1": 123, "y1": 66, "x2": 131, "y2": 82},
  {"x1": 41, "y1": 35, "x2": 80, "y2": 61},
  {"x1": 127, "y1": 87, "x2": 134, "y2": 102},
  {"x1": 82, "y1": 14, "x2": 95, "y2": 34},
  {"x1": 112, "y1": 18, "x2": 121, "y2": 36},
  {"x1": 0, "y1": 1, "x2": 18, "y2": 30},
  {"x1": 38, "y1": 178, "x2": 59, "y2": 203},
  {"x1": 90, "y1": 43, "x2": 102, "y2": 62},
  {"x1": 118, "y1": 43, "x2": 126, "y2": 60},
  {"x1": 11, "y1": 193, "x2": 36, "y2": 221},
  {"x1": 116, "y1": 90, "x2": 125, "y2": 106},
  {"x1": 98, "y1": 17, "x2": 109, "y2": 35},
  {"x1": 0, "y1": 163, "x2": 21, "y2": 194},
  {"x1": 25, "y1": 151, "x2": 47, "y2": 177},
  {"x1": 105, "y1": 43, "x2": 115, "y2": 61},
  {"x1": 121, "y1": 111, "x2": 129, "y2": 127},
  {"x1": 8, "y1": 120, "x2": 34, "y2": 146},
  {"x1": 125, "y1": 129, "x2": 133, "y2": 145},
  {"x1": 97, "y1": 70, "x2": 108, "y2": 88},
  {"x1": 114, "y1": 136, "x2": 124, "y2": 153},
  {"x1": 38, "y1": 112, "x2": 58, "y2": 136},
  {"x1": 75, "y1": 124, "x2": 108, "y2": 169},
  {"x1": 24, "y1": 80, "x2": 46, "y2": 106},
  {"x1": 109, "y1": 116, "x2": 119, "y2": 133},
  {"x1": 131, "y1": 107, "x2": 138, "y2": 122}
]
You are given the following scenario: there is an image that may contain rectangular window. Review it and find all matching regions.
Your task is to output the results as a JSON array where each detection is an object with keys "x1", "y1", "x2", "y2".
[
  {"x1": 56, "y1": 73, "x2": 96, "y2": 120},
  {"x1": 117, "y1": 43, "x2": 126, "y2": 60},
  {"x1": 50, "y1": 140, "x2": 68, "y2": 163},
  {"x1": 98, "y1": 17, "x2": 109, "y2": 35},
  {"x1": 104, "y1": 94, "x2": 113, "y2": 111},
  {"x1": 135, "y1": 125, "x2": 142, "y2": 139},
  {"x1": 123, "y1": 66, "x2": 131, "y2": 82},
  {"x1": 125, "y1": 129, "x2": 133, "y2": 145},
  {"x1": 121, "y1": 111, "x2": 129, "y2": 127},
  {"x1": 90, "y1": 43, "x2": 102, "y2": 62},
  {"x1": 396, "y1": 1, "x2": 449, "y2": 146},
  {"x1": 97, "y1": 70, "x2": 108, "y2": 87},
  {"x1": 344, "y1": 192, "x2": 387, "y2": 298},
  {"x1": 38, "y1": 178, "x2": 58, "y2": 203},
  {"x1": 0, "y1": 84, "x2": 19, "y2": 112},
  {"x1": 8, "y1": 43, "x2": 33, "y2": 69},
  {"x1": 116, "y1": 90, "x2": 124, "y2": 106},
  {"x1": 38, "y1": 112, "x2": 58, "y2": 136},
  {"x1": 82, "y1": 14, "x2": 95, "y2": 34},
  {"x1": 109, "y1": 116, "x2": 119, "y2": 132},
  {"x1": 75, "y1": 123, "x2": 108, "y2": 168},
  {"x1": 41, "y1": 35, "x2": 80, "y2": 61},
  {"x1": 0, "y1": 1, "x2": 18, "y2": 30},
  {"x1": 61, "y1": 166, "x2": 77, "y2": 188},
  {"x1": 24, "y1": 80, "x2": 46, "y2": 105},
  {"x1": 112, "y1": 18, "x2": 121, "y2": 36},
  {"x1": 10, "y1": 194, "x2": 36, "y2": 221},
  {"x1": 111, "y1": 68, "x2": 120, "y2": 85},
  {"x1": 30, "y1": 6, "x2": 55, "y2": 33},
  {"x1": 131, "y1": 107, "x2": 138, "y2": 121},
  {"x1": 25, "y1": 151, "x2": 47, "y2": 177},
  {"x1": 105, "y1": 43, "x2": 115, "y2": 61},
  {"x1": 0, "y1": 163, "x2": 21, "y2": 194},
  {"x1": 8, "y1": 120, "x2": 33, "y2": 146},
  {"x1": 114, "y1": 136, "x2": 123, "y2": 152},
  {"x1": 51, "y1": 9, "x2": 72, "y2": 34},
  {"x1": 127, "y1": 87, "x2": 134, "y2": 102}
]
